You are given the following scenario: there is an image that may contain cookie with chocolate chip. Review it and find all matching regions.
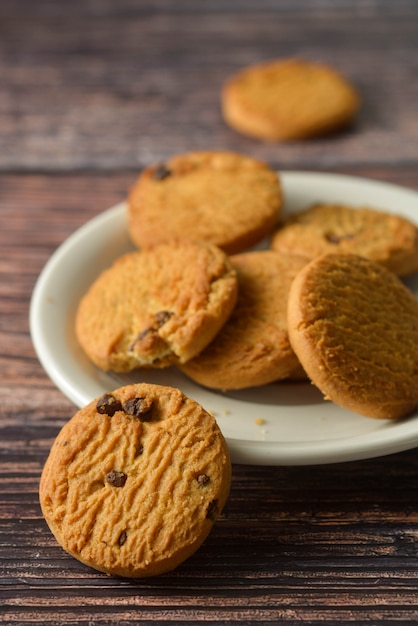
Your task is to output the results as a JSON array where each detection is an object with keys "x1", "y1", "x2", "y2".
[
  {"x1": 180, "y1": 250, "x2": 307, "y2": 390},
  {"x1": 271, "y1": 203, "x2": 418, "y2": 277},
  {"x1": 287, "y1": 253, "x2": 418, "y2": 420},
  {"x1": 127, "y1": 150, "x2": 282, "y2": 254},
  {"x1": 221, "y1": 58, "x2": 360, "y2": 141},
  {"x1": 75, "y1": 240, "x2": 238, "y2": 372},
  {"x1": 39, "y1": 383, "x2": 231, "y2": 578}
]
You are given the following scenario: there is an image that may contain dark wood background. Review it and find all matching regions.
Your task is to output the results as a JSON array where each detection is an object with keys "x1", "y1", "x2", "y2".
[{"x1": 2, "y1": 1, "x2": 418, "y2": 624}]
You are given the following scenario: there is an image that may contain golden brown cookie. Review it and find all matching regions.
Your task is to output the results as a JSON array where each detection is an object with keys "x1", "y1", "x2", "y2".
[
  {"x1": 39, "y1": 383, "x2": 231, "y2": 578},
  {"x1": 271, "y1": 203, "x2": 418, "y2": 277},
  {"x1": 180, "y1": 250, "x2": 307, "y2": 390},
  {"x1": 75, "y1": 240, "x2": 238, "y2": 372},
  {"x1": 287, "y1": 253, "x2": 418, "y2": 420},
  {"x1": 221, "y1": 58, "x2": 360, "y2": 141},
  {"x1": 127, "y1": 150, "x2": 282, "y2": 254}
]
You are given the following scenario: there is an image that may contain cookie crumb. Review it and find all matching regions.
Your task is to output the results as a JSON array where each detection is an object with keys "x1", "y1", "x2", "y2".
[{"x1": 118, "y1": 530, "x2": 127, "y2": 546}]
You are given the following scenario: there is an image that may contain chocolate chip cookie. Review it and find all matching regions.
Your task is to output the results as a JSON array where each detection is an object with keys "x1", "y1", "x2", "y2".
[
  {"x1": 271, "y1": 203, "x2": 418, "y2": 276},
  {"x1": 75, "y1": 240, "x2": 238, "y2": 372},
  {"x1": 39, "y1": 383, "x2": 231, "y2": 577},
  {"x1": 128, "y1": 150, "x2": 282, "y2": 254}
]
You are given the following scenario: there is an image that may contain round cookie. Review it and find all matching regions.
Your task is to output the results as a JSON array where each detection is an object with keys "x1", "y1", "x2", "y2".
[
  {"x1": 180, "y1": 250, "x2": 307, "y2": 390},
  {"x1": 271, "y1": 203, "x2": 418, "y2": 277},
  {"x1": 75, "y1": 240, "x2": 238, "y2": 372},
  {"x1": 287, "y1": 253, "x2": 418, "y2": 420},
  {"x1": 127, "y1": 150, "x2": 282, "y2": 254},
  {"x1": 221, "y1": 58, "x2": 360, "y2": 141},
  {"x1": 39, "y1": 383, "x2": 231, "y2": 578}
]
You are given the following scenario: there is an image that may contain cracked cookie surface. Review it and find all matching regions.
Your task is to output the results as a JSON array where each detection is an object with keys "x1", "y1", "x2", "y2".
[
  {"x1": 75, "y1": 240, "x2": 238, "y2": 372},
  {"x1": 39, "y1": 383, "x2": 231, "y2": 578}
]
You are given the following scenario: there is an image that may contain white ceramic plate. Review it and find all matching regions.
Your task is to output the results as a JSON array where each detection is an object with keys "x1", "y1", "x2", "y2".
[{"x1": 30, "y1": 171, "x2": 418, "y2": 466}]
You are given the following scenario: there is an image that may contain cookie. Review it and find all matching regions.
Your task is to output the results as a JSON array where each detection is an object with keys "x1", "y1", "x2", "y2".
[
  {"x1": 39, "y1": 383, "x2": 231, "y2": 578},
  {"x1": 180, "y1": 250, "x2": 307, "y2": 390},
  {"x1": 287, "y1": 253, "x2": 418, "y2": 420},
  {"x1": 221, "y1": 58, "x2": 360, "y2": 141},
  {"x1": 75, "y1": 240, "x2": 238, "y2": 372},
  {"x1": 271, "y1": 203, "x2": 418, "y2": 277},
  {"x1": 127, "y1": 150, "x2": 282, "y2": 254}
]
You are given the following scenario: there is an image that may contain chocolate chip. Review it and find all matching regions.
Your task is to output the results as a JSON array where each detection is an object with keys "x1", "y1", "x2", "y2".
[
  {"x1": 123, "y1": 397, "x2": 154, "y2": 421},
  {"x1": 128, "y1": 329, "x2": 153, "y2": 351},
  {"x1": 105, "y1": 470, "x2": 127, "y2": 488},
  {"x1": 96, "y1": 394, "x2": 123, "y2": 416},
  {"x1": 155, "y1": 310, "x2": 174, "y2": 327},
  {"x1": 325, "y1": 232, "x2": 354, "y2": 244},
  {"x1": 135, "y1": 443, "x2": 144, "y2": 457},
  {"x1": 138, "y1": 328, "x2": 154, "y2": 341},
  {"x1": 206, "y1": 499, "x2": 219, "y2": 520},
  {"x1": 152, "y1": 163, "x2": 171, "y2": 181},
  {"x1": 118, "y1": 530, "x2": 127, "y2": 546},
  {"x1": 130, "y1": 313, "x2": 173, "y2": 349},
  {"x1": 197, "y1": 474, "x2": 210, "y2": 487}
]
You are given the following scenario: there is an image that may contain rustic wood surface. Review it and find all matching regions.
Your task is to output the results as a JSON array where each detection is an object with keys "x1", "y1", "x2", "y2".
[{"x1": 2, "y1": 1, "x2": 418, "y2": 624}]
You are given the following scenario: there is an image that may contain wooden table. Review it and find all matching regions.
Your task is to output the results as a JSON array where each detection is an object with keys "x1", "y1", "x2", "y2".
[{"x1": 2, "y1": 1, "x2": 418, "y2": 623}]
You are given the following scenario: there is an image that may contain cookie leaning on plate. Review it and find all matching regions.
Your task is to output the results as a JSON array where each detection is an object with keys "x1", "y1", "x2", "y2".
[
  {"x1": 75, "y1": 240, "x2": 238, "y2": 372},
  {"x1": 271, "y1": 203, "x2": 418, "y2": 277},
  {"x1": 180, "y1": 250, "x2": 307, "y2": 390},
  {"x1": 221, "y1": 58, "x2": 360, "y2": 141},
  {"x1": 287, "y1": 253, "x2": 418, "y2": 420},
  {"x1": 39, "y1": 383, "x2": 231, "y2": 578},
  {"x1": 127, "y1": 150, "x2": 282, "y2": 254}
]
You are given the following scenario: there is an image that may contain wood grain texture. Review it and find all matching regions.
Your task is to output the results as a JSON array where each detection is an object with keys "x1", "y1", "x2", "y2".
[
  {"x1": 0, "y1": 0, "x2": 418, "y2": 172},
  {"x1": 2, "y1": 0, "x2": 418, "y2": 623}
]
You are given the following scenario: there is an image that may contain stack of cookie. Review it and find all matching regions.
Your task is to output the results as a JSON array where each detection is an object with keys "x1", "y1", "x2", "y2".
[
  {"x1": 179, "y1": 194, "x2": 418, "y2": 419},
  {"x1": 75, "y1": 148, "x2": 418, "y2": 420},
  {"x1": 76, "y1": 150, "x2": 297, "y2": 388},
  {"x1": 275, "y1": 202, "x2": 418, "y2": 421}
]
